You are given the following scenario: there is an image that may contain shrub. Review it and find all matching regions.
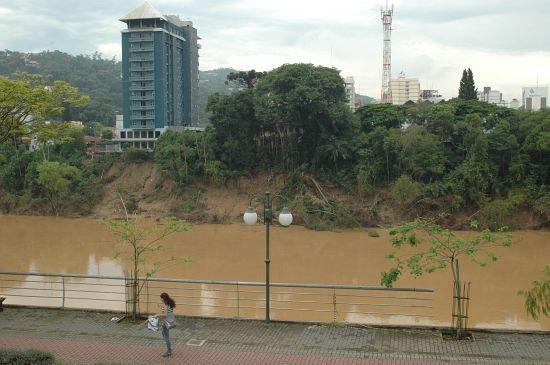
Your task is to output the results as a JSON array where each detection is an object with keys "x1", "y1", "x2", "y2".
[
  {"x1": 0, "y1": 191, "x2": 17, "y2": 213},
  {"x1": 295, "y1": 195, "x2": 360, "y2": 231},
  {"x1": 390, "y1": 175, "x2": 424, "y2": 211},
  {"x1": 169, "y1": 190, "x2": 206, "y2": 218},
  {"x1": 477, "y1": 193, "x2": 526, "y2": 230},
  {"x1": 367, "y1": 230, "x2": 380, "y2": 238},
  {"x1": 0, "y1": 348, "x2": 56, "y2": 365},
  {"x1": 529, "y1": 187, "x2": 550, "y2": 226}
]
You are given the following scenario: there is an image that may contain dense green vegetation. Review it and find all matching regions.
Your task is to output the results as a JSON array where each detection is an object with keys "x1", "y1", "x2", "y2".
[
  {"x1": 0, "y1": 73, "x2": 107, "y2": 216},
  {"x1": 154, "y1": 63, "x2": 550, "y2": 229},
  {"x1": 1, "y1": 61, "x2": 548, "y2": 230},
  {"x1": 0, "y1": 130, "x2": 110, "y2": 216}
]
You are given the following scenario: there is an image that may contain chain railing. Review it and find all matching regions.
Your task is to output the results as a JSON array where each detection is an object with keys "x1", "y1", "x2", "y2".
[{"x1": 0, "y1": 271, "x2": 435, "y2": 324}]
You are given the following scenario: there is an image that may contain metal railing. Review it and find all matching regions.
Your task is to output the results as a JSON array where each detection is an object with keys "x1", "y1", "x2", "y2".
[{"x1": 0, "y1": 271, "x2": 435, "y2": 325}]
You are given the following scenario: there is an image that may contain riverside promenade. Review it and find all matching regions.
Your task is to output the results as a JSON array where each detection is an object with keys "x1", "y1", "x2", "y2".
[{"x1": 0, "y1": 307, "x2": 549, "y2": 365}]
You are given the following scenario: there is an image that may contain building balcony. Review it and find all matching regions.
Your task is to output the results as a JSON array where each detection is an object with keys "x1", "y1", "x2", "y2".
[
  {"x1": 129, "y1": 56, "x2": 154, "y2": 62},
  {"x1": 129, "y1": 36, "x2": 153, "y2": 42},
  {"x1": 130, "y1": 86, "x2": 155, "y2": 91},
  {"x1": 131, "y1": 116, "x2": 155, "y2": 120},
  {"x1": 130, "y1": 66, "x2": 154, "y2": 72},
  {"x1": 130, "y1": 47, "x2": 154, "y2": 52},
  {"x1": 130, "y1": 106, "x2": 155, "y2": 110},
  {"x1": 129, "y1": 76, "x2": 154, "y2": 82},
  {"x1": 130, "y1": 96, "x2": 155, "y2": 101}
]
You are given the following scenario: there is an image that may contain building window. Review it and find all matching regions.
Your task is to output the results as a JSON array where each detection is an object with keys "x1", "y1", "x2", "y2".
[
  {"x1": 148, "y1": 131, "x2": 154, "y2": 138},
  {"x1": 155, "y1": 131, "x2": 161, "y2": 138},
  {"x1": 120, "y1": 131, "x2": 126, "y2": 139},
  {"x1": 127, "y1": 131, "x2": 133, "y2": 138}
]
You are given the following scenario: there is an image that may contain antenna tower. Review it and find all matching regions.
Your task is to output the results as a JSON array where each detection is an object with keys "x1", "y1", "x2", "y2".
[{"x1": 381, "y1": 2, "x2": 394, "y2": 103}]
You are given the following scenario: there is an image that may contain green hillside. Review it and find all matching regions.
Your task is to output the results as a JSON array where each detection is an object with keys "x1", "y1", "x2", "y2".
[{"x1": 0, "y1": 50, "x2": 236, "y2": 126}]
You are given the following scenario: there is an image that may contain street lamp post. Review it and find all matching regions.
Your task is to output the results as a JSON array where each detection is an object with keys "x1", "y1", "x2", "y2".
[{"x1": 243, "y1": 191, "x2": 293, "y2": 323}]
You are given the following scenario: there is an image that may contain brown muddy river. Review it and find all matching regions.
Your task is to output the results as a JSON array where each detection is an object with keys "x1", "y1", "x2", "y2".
[{"x1": 0, "y1": 214, "x2": 548, "y2": 331}]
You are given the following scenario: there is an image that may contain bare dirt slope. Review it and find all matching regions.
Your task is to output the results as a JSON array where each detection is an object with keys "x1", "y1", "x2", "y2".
[
  {"x1": 91, "y1": 162, "x2": 545, "y2": 230},
  {"x1": 92, "y1": 162, "x2": 288, "y2": 222}
]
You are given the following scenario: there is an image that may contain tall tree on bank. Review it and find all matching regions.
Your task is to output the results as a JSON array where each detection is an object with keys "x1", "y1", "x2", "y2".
[
  {"x1": 0, "y1": 75, "x2": 88, "y2": 144},
  {"x1": 458, "y1": 68, "x2": 478, "y2": 100}
]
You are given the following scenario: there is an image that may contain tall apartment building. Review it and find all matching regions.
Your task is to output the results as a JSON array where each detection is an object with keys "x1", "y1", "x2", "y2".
[
  {"x1": 390, "y1": 72, "x2": 420, "y2": 105},
  {"x1": 344, "y1": 76, "x2": 356, "y2": 112},
  {"x1": 522, "y1": 87, "x2": 548, "y2": 111},
  {"x1": 478, "y1": 86, "x2": 507, "y2": 107},
  {"x1": 118, "y1": 2, "x2": 200, "y2": 149}
]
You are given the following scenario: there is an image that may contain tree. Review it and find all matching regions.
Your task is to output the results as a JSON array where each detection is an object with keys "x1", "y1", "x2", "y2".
[
  {"x1": 107, "y1": 214, "x2": 190, "y2": 320},
  {"x1": 355, "y1": 127, "x2": 394, "y2": 191},
  {"x1": 33, "y1": 121, "x2": 81, "y2": 161},
  {"x1": 458, "y1": 68, "x2": 478, "y2": 100},
  {"x1": 381, "y1": 219, "x2": 511, "y2": 337},
  {"x1": 519, "y1": 266, "x2": 549, "y2": 320},
  {"x1": 0, "y1": 77, "x2": 54, "y2": 143},
  {"x1": 225, "y1": 70, "x2": 266, "y2": 89},
  {"x1": 254, "y1": 63, "x2": 356, "y2": 170},
  {"x1": 36, "y1": 160, "x2": 82, "y2": 215},
  {"x1": 154, "y1": 130, "x2": 219, "y2": 185},
  {"x1": 206, "y1": 90, "x2": 258, "y2": 174},
  {"x1": 355, "y1": 103, "x2": 405, "y2": 133},
  {"x1": 0, "y1": 76, "x2": 88, "y2": 144},
  {"x1": 394, "y1": 125, "x2": 446, "y2": 183},
  {"x1": 101, "y1": 129, "x2": 113, "y2": 140}
]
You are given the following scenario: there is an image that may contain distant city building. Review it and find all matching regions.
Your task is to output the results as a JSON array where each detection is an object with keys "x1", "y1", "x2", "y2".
[
  {"x1": 420, "y1": 89, "x2": 443, "y2": 103},
  {"x1": 509, "y1": 98, "x2": 521, "y2": 109},
  {"x1": 355, "y1": 95, "x2": 365, "y2": 109},
  {"x1": 344, "y1": 76, "x2": 356, "y2": 112},
  {"x1": 522, "y1": 87, "x2": 548, "y2": 111},
  {"x1": 478, "y1": 86, "x2": 507, "y2": 107},
  {"x1": 117, "y1": 1, "x2": 200, "y2": 149},
  {"x1": 390, "y1": 72, "x2": 420, "y2": 105}
]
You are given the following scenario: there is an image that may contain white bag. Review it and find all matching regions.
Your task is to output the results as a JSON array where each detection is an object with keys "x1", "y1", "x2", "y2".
[{"x1": 147, "y1": 315, "x2": 159, "y2": 331}]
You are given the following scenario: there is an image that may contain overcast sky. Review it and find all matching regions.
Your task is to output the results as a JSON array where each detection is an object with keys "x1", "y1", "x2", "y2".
[{"x1": 1, "y1": 0, "x2": 549, "y2": 101}]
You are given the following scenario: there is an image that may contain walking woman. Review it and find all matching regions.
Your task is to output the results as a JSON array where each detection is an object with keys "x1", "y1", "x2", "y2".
[{"x1": 158, "y1": 292, "x2": 177, "y2": 357}]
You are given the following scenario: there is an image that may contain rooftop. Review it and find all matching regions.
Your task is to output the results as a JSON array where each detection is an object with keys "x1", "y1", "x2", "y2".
[{"x1": 119, "y1": 1, "x2": 166, "y2": 22}]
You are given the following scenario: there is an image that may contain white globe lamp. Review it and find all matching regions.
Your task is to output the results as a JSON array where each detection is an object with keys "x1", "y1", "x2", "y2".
[
  {"x1": 278, "y1": 207, "x2": 293, "y2": 227},
  {"x1": 243, "y1": 206, "x2": 258, "y2": 225}
]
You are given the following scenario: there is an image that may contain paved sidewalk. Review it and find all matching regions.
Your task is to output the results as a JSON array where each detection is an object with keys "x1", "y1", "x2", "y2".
[{"x1": 0, "y1": 308, "x2": 549, "y2": 365}]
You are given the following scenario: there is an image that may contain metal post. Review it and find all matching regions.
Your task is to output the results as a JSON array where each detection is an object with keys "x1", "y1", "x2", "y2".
[
  {"x1": 332, "y1": 288, "x2": 337, "y2": 323},
  {"x1": 236, "y1": 282, "x2": 240, "y2": 319},
  {"x1": 61, "y1": 276, "x2": 65, "y2": 309},
  {"x1": 264, "y1": 192, "x2": 271, "y2": 323}
]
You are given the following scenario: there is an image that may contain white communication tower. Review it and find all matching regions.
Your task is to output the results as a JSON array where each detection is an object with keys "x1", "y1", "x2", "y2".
[{"x1": 381, "y1": 2, "x2": 394, "y2": 104}]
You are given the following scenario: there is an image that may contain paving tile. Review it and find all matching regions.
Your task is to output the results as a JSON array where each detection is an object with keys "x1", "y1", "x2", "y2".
[{"x1": 0, "y1": 307, "x2": 548, "y2": 365}]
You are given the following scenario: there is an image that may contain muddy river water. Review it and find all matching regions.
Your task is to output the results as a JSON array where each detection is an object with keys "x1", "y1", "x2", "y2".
[{"x1": 0, "y1": 215, "x2": 548, "y2": 331}]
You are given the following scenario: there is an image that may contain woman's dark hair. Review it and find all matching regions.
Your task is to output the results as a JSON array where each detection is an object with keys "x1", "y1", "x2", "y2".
[{"x1": 160, "y1": 292, "x2": 176, "y2": 308}]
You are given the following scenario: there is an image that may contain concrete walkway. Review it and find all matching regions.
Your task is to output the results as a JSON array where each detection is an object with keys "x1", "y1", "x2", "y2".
[{"x1": 0, "y1": 307, "x2": 548, "y2": 365}]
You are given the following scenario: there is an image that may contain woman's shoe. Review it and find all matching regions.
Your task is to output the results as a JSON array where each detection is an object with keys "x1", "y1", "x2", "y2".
[{"x1": 162, "y1": 352, "x2": 172, "y2": 358}]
